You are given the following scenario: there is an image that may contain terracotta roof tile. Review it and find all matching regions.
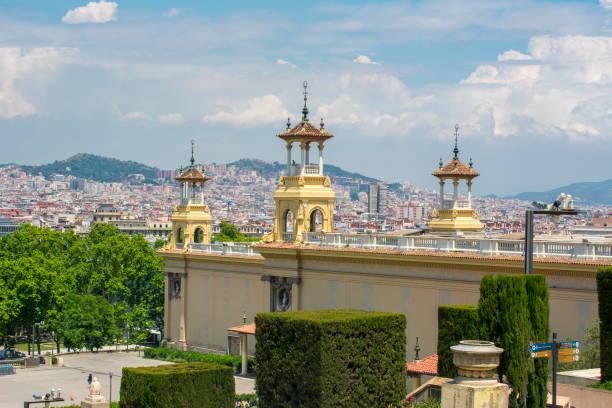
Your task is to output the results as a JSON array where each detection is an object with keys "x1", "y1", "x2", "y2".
[
  {"x1": 227, "y1": 323, "x2": 256, "y2": 335},
  {"x1": 407, "y1": 354, "x2": 438, "y2": 375},
  {"x1": 175, "y1": 166, "x2": 210, "y2": 182},
  {"x1": 433, "y1": 159, "x2": 479, "y2": 178},
  {"x1": 277, "y1": 121, "x2": 333, "y2": 142}
]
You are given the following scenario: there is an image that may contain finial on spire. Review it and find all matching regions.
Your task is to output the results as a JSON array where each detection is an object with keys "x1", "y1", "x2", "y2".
[
  {"x1": 453, "y1": 124, "x2": 460, "y2": 160},
  {"x1": 190, "y1": 139, "x2": 195, "y2": 167},
  {"x1": 286, "y1": 117, "x2": 291, "y2": 130},
  {"x1": 469, "y1": 157, "x2": 473, "y2": 168},
  {"x1": 320, "y1": 117, "x2": 324, "y2": 129},
  {"x1": 414, "y1": 337, "x2": 421, "y2": 361},
  {"x1": 301, "y1": 80, "x2": 309, "y2": 122},
  {"x1": 439, "y1": 158, "x2": 443, "y2": 168}
]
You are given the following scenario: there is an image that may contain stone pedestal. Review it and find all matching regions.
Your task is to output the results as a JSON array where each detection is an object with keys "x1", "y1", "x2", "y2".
[
  {"x1": 81, "y1": 400, "x2": 109, "y2": 408},
  {"x1": 441, "y1": 340, "x2": 509, "y2": 408},
  {"x1": 442, "y1": 378, "x2": 508, "y2": 408}
]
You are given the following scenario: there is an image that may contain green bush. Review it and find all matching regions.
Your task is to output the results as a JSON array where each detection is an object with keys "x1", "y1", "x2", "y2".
[
  {"x1": 479, "y1": 275, "x2": 534, "y2": 408},
  {"x1": 437, "y1": 305, "x2": 479, "y2": 378},
  {"x1": 144, "y1": 346, "x2": 255, "y2": 373},
  {"x1": 255, "y1": 309, "x2": 406, "y2": 408},
  {"x1": 236, "y1": 393, "x2": 258, "y2": 404},
  {"x1": 589, "y1": 381, "x2": 612, "y2": 391},
  {"x1": 598, "y1": 267, "x2": 612, "y2": 382},
  {"x1": 119, "y1": 362, "x2": 234, "y2": 408},
  {"x1": 525, "y1": 275, "x2": 549, "y2": 408}
]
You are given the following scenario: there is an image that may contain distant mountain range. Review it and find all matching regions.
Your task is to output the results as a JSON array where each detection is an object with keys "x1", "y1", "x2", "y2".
[
  {"x1": 11, "y1": 154, "x2": 380, "y2": 185},
  {"x1": 502, "y1": 179, "x2": 611, "y2": 206},
  {"x1": 18, "y1": 153, "x2": 160, "y2": 184}
]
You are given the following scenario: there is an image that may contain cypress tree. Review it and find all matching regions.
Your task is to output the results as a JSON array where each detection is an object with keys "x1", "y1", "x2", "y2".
[
  {"x1": 597, "y1": 267, "x2": 612, "y2": 382},
  {"x1": 437, "y1": 305, "x2": 479, "y2": 378},
  {"x1": 525, "y1": 275, "x2": 549, "y2": 408}
]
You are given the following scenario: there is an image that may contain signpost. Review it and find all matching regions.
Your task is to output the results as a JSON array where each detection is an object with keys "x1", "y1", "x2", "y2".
[{"x1": 529, "y1": 332, "x2": 579, "y2": 408}]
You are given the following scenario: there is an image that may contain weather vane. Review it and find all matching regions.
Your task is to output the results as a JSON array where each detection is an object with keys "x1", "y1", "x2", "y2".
[
  {"x1": 301, "y1": 80, "x2": 309, "y2": 122},
  {"x1": 453, "y1": 124, "x2": 460, "y2": 160}
]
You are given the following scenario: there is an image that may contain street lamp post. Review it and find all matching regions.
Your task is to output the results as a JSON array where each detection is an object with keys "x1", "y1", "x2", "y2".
[{"x1": 524, "y1": 195, "x2": 577, "y2": 274}]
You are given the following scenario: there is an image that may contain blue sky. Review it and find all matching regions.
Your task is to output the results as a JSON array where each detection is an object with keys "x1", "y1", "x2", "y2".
[{"x1": 1, "y1": 0, "x2": 611, "y2": 195}]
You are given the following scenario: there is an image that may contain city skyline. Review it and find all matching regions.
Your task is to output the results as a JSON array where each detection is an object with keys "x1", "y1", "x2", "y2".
[{"x1": 1, "y1": 0, "x2": 612, "y2": 195}]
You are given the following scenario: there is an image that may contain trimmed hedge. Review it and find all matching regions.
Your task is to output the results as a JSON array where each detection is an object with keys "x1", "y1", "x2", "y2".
[
  {"x1": 436, "y1": 305, "x2": 479, "y2": 378},
  {"x1": 119, "y1": 362, "x2": 235, "y2": 408},
  {"x1": 144, "y1": 346, "x2": 255, "y2": 373},
  {"x1": 255, "y1": 309, "x2": 406, "y2": 408},
  {"x1": 525, "y1": 275, "x2": 549, "y2": 408},
  {"x1": 598, "y1": 267, "x2": 612, "y2": 382}
]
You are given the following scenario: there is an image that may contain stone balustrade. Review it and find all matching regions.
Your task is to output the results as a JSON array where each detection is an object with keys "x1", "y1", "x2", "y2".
[
  {"x1": 189, "y1": 243, "x2": 258, "y2": 256},
  {"x1": 302, "y1": 232, "x2": 612, "y2": 260}
]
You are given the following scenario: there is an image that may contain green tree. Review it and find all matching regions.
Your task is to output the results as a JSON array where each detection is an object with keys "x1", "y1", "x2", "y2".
[
  {"x1": 52, "y1": 294, "x2": 116, "y2": 351},
  {"x1": 213, "y1": 221, "x2": 242, "y2": 242},
  {"x1": 597, "y1": 266, "x2": 612, "y2": 382},
  {"x1": 153, "y1": 239, "x2": 166, "y2": 250}
]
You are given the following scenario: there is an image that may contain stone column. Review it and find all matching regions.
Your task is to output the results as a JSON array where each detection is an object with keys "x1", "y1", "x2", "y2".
[
  {"x1": 467, "y1": 180, "x2": 473, "y2": 208},
  {"x1": 300, "y1": 142, "x2": 306, "y2": 174},
  {"x1": 318, "y1": 142, "x2": 324, "y2": 175},
  {"x1": 241, "y1": 334, "x2": 248, "y2": 376},
  {"x1": 441, "y1": 340, "x2": 508, "y2": 408},
  {"x1": 439, "y1": 180, "x2": 445, "y2": 207},
  {"x1": 452, "y1": 179, "x2": 459, "y2": 202},
  {"x1": 286, "y1": 143, "x2": 292, "y2": 175},
  {"x1": 305, "y1": 143, "x2": 310, "y2": 166}
]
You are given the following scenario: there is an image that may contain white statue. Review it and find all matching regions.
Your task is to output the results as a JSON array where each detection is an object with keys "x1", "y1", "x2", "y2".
[{"x1": 85, "y1": 377, "x2": 105, "y2": 402}]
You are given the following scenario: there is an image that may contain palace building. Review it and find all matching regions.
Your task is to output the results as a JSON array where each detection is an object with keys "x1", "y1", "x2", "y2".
[{"x1": 160, "y1": 84, "x2": 612, "y2": 361}]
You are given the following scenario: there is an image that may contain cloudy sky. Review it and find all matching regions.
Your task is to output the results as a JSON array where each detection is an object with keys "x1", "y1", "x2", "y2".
[{"x1": 1, "y1": 0, "x2": 611, "y2": 195}]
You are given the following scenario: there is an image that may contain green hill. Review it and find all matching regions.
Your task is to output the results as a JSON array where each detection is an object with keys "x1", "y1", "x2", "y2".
[
  {"x1": 20, "y1": 153, "x2": 159, "y2": 183},
  {"x1": 507, "y1": 179, "x2": 612, "y2": 206},
  {"x1": 227, "y1": 158, "x2": 379, "y2": 182}
]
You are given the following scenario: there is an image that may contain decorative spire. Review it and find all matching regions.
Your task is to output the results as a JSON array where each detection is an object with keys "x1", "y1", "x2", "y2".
[
  {"x1": 320, "y1": 117, "x2": 324, "y2": 129},
  {"x1": 190, "y1": 139, "x2": 195, "y2": 167},
  {"x1": 414, "y1": 337, "x2": 421, "y2": 361},
  {"x1": 439, "y1": 158, "x2": 443, "y2": 169},
  {"x1": 453, "y1": 124, "x2": 459, "y2": 160},
  {"x1": 469, "y1": 157, "x2": 473, "y2": 168},
  {"x1": 301, "y1": 80, "x2": 309, "y2": 123},
  {"x1": 286, "y1": 117, "x2": 291, "y2": 130}
]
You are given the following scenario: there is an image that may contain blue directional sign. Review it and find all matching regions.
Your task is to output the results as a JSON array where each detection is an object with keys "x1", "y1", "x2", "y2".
[
  {"x1": 559, "y1": 341, "x2": 579, "y2": 349},
  {"x1": 529, "y1": 343, "x2": 552, "y2": 353}
]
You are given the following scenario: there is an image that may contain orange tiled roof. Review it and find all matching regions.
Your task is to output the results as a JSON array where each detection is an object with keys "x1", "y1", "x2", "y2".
[
  {"x1": 175, "y1": 166, "x2": 210, "y2": 182},
  {"x1": 407, "y1": 354, "x2": 438, "y2": 375},
  {"x1": 433, "y1": 159, "x2": 479, "y2": 178},
  {"x1": 277, "y1": 120, "x2": 333, "y2": 142},
  {"x1": 227, "y1": 323, "x2": 256, "y2": 335}
]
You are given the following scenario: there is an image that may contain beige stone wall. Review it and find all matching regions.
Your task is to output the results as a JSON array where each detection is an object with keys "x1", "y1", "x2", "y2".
[{"x1": 162, "y1": 247, "x2": 602, "y2": 362}]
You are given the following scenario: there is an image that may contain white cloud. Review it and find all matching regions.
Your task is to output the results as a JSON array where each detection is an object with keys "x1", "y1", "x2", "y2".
[
  {"x1": 601, "y1": 0, "x2": 612, "y2": 11},
  {"x1": 353, "y1": 55, "x2": 379, "y2": 65},
  {"x1": 497, "y1": 50, "x2": 532, "y2": 62},
  {"x1": 202, "y1": 95, "x2": 289, "y2": 126},
  {"x1": 122, "y1": 111, "x2": 150, "y2": 120},
  {"x1": 0, "y1": 47, "x2": 75, "y2": 118},
  {"x1": 276, "y1": 59, "x2": 297, "y2": 68},
  {"x1": 163, "y1": 8, "x2": 182, "y2": 18},
  {"x1": 62, "y1": 0, "x2": 118, "y2": 24},
  {"x1": 157, "y1": 113, "x2": 185, "y2": 124}
]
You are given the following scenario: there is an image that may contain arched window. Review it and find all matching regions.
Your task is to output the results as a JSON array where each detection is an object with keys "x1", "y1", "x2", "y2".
[
  {"x1": 176, "y1": 227, "x2": 184, "y2": 243},
  {"x1": 194, "y1": 227, "x2": 204, "y2": 243},
  {"x1": 309, "y1": 209, "x2": 324, "y2": 232},
  {"x1": 283, "y1": 210, "x2": 294, "y2": 233}
]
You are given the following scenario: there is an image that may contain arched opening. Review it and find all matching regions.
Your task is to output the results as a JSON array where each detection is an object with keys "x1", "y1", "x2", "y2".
[
  {"x1": 283, "y1": 210, "x2": 294, "y2": 233},
  {"x1": 176, "y1": 227, "x2": 184, "y2": 243},
  {"x1": 309, "y1": 209, "x2": 324, "y2": 232},
  {"x1": 194, "y1": 227, "x2": 204, "y2": 243}
]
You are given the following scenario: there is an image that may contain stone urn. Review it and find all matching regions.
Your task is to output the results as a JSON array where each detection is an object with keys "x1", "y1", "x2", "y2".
[{"x1": 451, "y1": 340, "x2": 503, "y2": 383}]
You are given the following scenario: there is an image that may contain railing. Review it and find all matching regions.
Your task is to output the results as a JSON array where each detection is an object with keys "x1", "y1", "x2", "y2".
[
  {"x1": 288, "y1": 165, "x2": 321, "y2": 176},
  {"x1": 442, "y1": 200, "x2": 470, "y2": 209},
  {"x1": 283, "y1": 233, "x2": 295, "y2": 243},
  {"x1": 189, "y1": 243, "x2": 259, "y2": 257},
  {"x1": 301, "y1": 232, "x2": 612, "y2": 260}
]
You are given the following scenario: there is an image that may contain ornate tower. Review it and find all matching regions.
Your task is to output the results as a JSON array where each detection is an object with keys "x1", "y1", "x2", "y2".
[
  {"x1": 270, "y1": 81, "x2": 336, "y2": 243},
  {"x1": 168, "y1": 141, "x2": 213, "y2": 250},
  {"x1": 429, "y1": 125, "x2": 483, "y2": 233}
]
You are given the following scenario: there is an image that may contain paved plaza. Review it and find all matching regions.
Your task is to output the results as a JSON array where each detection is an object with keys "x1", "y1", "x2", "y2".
[{"x1": 0, "y1": 351, "x2": 255, "y2": 407}]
